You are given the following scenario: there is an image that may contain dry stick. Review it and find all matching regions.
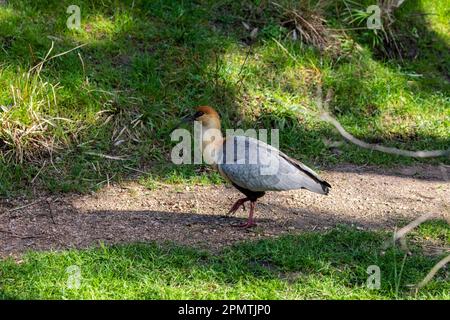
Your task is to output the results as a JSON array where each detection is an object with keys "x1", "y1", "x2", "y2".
[
  {"x1": 309, "y1": 85, "x2": 450, "y2": 158},
  {"x1": 29, "y1": 42, "x2": 87, "y2": 74},
  {"x1": 273, "y1": 38, "x2": 299, "y2": 63},
  {"x1": 321, "y1": 111, "x2": 450, "y2": 158},
  {"x1": 123, "y1": 165, "x2": 147, "y2": 175},
  {"x1": 315, "y1": 88, "x2": 450, "y2": 158},
  {"x1": 235, "y1": 45, "x2": 253, "y2": 92},
  {"x1": 31, "y1": 160, "x2": 47, "y2": 184},
  {"x1": 78, "y1": 52, "x2": 86, "y2": 78},
  {"x1": 383, "y1": 209, "x2": 449, "y2": 289},
  {"x1": 7, "y1": 199, "x2": 44, "y2": 213},
  {"x1": 392, "y1": 212, "x2": 440, "y2": 243},
  {"x1": 84, "y1": 152, "x2": 128, "y2": 161},
  {"x1": 417, "y1": 254, "x2": 450, "y2": 290}
]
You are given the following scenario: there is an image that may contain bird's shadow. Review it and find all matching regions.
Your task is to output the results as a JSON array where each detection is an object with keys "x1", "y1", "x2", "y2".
[
  {"x1": 2, "y1": 205, "x2": 445, "y2": 300},
  {"x1": 0, "y1": 198, "x2": 403, "y2": 258}
]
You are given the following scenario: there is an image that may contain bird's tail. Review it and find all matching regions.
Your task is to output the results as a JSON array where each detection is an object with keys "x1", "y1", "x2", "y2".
[
  {"x1": 319, "y1": 180, "x2": 331, "y2": 195},
  {"x1": 304, "y1": 179, "x2": 331, "y2": 195},
  {"x1": 279, "y1": 153, "x2": 331, "y2": 195}
]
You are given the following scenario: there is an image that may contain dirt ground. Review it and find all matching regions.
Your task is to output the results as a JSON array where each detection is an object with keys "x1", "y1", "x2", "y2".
[{"x1": 0, "y1": 164, "x2": 448, "y2": 257}]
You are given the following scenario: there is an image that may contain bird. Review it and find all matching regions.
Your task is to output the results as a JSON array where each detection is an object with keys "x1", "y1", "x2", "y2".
[{"x1": 178, "y1": 106, "x2": 331, "y2": 228}]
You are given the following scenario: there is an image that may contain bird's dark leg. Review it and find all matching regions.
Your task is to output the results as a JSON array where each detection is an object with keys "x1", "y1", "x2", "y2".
[
  {"x1": 233, "y1": 200, "x2": 257, "y2": 228},
  {"x1": 227, "y1": 197, "x2": 249, "y2": 216}
]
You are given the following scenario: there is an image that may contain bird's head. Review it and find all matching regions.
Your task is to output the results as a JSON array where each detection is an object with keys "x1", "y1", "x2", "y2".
[{"x1": 176, "y1": 106, "x2": 221, "y2": 130}]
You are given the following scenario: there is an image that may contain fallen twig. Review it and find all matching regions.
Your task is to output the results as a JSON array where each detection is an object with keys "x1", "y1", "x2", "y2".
[
  {"x1": 7, "y1": 199, "x2": 44, "y2": 213},
  {"x1": 314, "y1": 88, "x2": 450, "y2": 158},
  {"x1": 31, "y1": 160, "x2": 47, "y2": 184},
  {"x1": 123, "y1": 165, "x2": 148, "y2": 175},
  {"x1": 319, "y1": 112, "x2": 449, "y2": 158},
  {"x1": 29, "y1": 42, "x2": 87, "y2": 74},
  {"x1": 417, "y1": 254, "x2": 450, "y2": 290},
  {"x1": 84, "y1": 152, "x2": 128, "y2": 161},
  {"x1": 392, "y1": 212, "x2": 440, "y2": 243}
]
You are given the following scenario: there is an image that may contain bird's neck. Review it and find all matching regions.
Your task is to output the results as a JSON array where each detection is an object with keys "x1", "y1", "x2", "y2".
[{"x1": 201, "y1": 122, "x2": 223, "y2": 165}]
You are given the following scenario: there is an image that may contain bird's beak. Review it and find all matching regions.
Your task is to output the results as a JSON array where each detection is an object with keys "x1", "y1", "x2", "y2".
[
  {"x1": 171, "y1": 113, "x2": 195, "y2": 132},
  {"x1": 180, "y1": 113, "x2": 196, "y2": 124}
]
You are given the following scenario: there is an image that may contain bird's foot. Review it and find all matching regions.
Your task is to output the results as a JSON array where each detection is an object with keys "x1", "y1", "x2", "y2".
[{"x1": 232, "y1": 220, "x2": 257, "y2": 228}]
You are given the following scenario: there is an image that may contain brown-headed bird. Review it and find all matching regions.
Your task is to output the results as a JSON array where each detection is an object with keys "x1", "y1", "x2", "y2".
[{"x1": 178, "y1": 106, "x2": 331, "y2": 228}]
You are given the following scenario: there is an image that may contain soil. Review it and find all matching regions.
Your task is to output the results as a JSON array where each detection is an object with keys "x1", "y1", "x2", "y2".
[{"x1": 0, "y1": 164, "x2": 448, "y2": 257}]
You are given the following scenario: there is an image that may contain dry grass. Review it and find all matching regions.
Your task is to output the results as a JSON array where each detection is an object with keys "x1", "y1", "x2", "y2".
[
  {"x1": 272, "y1": 0, "x2": 343, "y2": 54},
  {"x1": 0, "y1": 44, "x2": 85, "y2": 164},
  {"x1": 0, "y1": 70, "x2": 69, "y2": 163}
]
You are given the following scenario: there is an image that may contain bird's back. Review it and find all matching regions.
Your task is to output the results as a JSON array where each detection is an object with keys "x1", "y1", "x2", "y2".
[{"x1": 217, "y1": 135, "x2": 330, "y2": 195}]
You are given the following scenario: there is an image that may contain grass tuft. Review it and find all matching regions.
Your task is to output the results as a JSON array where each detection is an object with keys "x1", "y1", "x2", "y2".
[{"x1": 0, "y1": 65, "x2": 76, "y2": 163}]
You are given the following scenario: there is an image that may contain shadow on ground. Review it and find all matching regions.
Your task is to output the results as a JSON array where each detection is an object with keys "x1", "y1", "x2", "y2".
[
  {"x1": 0, "y1": 221, "x2": 447, "y2": 299},
  {"x1": 1, "y1": 163, "x2": 448, "y2": 257}
]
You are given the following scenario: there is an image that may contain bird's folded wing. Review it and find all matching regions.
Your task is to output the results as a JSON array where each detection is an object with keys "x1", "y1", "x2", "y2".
[{"x1": 218, "y1": 136, "x2": 329, "y2": 194}]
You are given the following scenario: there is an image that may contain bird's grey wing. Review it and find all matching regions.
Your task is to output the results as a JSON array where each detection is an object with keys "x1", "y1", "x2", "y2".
[
  {"x1": 244, "y1": 136, "x2": 330, "y2": 188},
  {"x1": 277, "y1": 151, "x2": 331, "y2": 191},
  {"x1": 218, "y1": 136, "x2": 330, "y2": 194}
]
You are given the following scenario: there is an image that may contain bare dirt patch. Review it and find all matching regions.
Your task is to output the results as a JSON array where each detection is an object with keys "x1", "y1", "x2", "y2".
[{"x1": 0, "y1": 164, "x2": 448, "y2": 257}]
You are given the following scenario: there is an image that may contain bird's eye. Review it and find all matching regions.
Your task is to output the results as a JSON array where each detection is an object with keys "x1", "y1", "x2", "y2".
[{"x1": 194, "y1": 111, "x2": 204, "y2": 118}]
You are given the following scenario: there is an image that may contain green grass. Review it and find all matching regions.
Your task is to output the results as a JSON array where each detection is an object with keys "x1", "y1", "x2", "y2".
[
  {"x1": 0, "y1": 225, "x2": 448, "y2": 299},
  {"x1": 416, "y1": 219, "x2": 450, "y2": 244},
  {"x1": 0, "y1": 0, "x2": 449, "y2": 195},
  {"x1": 1, "y1": 1, "x2": 447, "y2": 300}
]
